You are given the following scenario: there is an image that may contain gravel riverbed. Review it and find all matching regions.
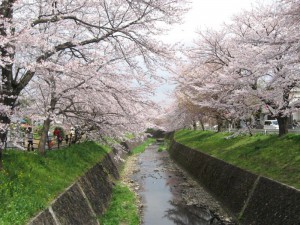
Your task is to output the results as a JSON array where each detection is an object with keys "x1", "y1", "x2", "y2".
[{"x1": 120, "y1": 144, "x2": 237, "y2": 225}]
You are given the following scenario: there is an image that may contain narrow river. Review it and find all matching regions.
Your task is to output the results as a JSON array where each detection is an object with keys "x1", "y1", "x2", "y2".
[{"x1": 132, "y1": 143, "x2": 236, "y2": 225}]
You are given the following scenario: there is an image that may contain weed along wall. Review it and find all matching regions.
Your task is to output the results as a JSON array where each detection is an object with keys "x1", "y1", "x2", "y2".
[
  {"x1": 169, "y1": 140, "x2": 300, "y2": 225},
  {"x1": 27, "y1": 148, "x2": 128, "y2": 225}
]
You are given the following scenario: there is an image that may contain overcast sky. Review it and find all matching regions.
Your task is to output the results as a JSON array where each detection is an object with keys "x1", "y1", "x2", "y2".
[
  {"x1": 163, "y1": 0, "x2": 256, "y2": 44},
  {"x1": 154, "y1": 0, "x2": 258, "y2": 103}
]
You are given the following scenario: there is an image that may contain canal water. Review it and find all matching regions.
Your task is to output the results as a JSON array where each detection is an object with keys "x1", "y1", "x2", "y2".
[{"x1": 132, "y1": 143, "x2": 236, "y2": 225}]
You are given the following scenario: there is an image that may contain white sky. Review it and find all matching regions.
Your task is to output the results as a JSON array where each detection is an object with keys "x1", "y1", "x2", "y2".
[
  {"x1": 162, "y1": 0, "x2": 256, "y2": 44},
  {"x1": 154, "y1": 0, "x2": 258, "y2": 103}
]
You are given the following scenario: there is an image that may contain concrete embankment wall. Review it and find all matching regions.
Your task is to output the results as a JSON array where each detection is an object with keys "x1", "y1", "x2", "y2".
[
  {"x1": 169, "y1": 140, "x2": 300, "y2": 225},
  {"x1": 27, "y1": 143, "x2": 132, "y2": 225}
]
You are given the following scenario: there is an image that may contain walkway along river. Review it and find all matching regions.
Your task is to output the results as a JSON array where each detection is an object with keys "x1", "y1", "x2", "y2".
[{"x1": 125, "y1": 143, "x2": 237, "y2": 225}]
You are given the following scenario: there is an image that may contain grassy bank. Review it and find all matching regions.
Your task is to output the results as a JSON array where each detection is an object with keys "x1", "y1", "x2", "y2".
[
  {"x1": 175, "y1": 130, "x2": 300, "y2": 190},
  {"x1": 157, "y1": 140, "x2": 170, "y2": 152},
  {"x1": 100, "y1": 139, "x2": 156, "y2": 225},
  {"x1": 99, "y1": 183, "x2": 140, "y2": 225},
  {"x1": 0, "y1": 142, "x2": 110, "y2": 225},
  {"x1": 130, "y1": 138, "x2": 155, "y2": 154}
]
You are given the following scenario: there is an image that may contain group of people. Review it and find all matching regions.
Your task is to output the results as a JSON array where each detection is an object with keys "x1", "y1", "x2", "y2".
[{"x1": 26, "y1": 126, "x2": 82, "y2": 151}]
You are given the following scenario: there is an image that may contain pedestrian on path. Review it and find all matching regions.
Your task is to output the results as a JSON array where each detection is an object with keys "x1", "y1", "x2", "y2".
[
  {"x1": 47, "y1": 131, "x2": 53, "y2": 150},
  {"x1": 53, "y1": 127, "x2": 62, "y2": 148},
  {"x1": 70, "y1": 127, "x2": 75, "y2": 145},
  {"x1": 26, "y1": 127, "x2": 34, "y2": 151},
  {"x1": 65, "y1": 134, "x2": 69, "y2": 144}
]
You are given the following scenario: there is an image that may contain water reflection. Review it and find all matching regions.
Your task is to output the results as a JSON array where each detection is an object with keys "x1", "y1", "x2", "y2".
[
  {"x1": 165, "y1": 201, "x2": 229, "y2": 225},
  {"x1": 134, "y1": 144, "x2": 233, "y2": 225}
]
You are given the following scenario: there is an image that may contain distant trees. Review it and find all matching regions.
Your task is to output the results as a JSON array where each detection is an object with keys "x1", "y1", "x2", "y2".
[{"x1": 168, "y1": 0, "x2": 300, "y2": 136}]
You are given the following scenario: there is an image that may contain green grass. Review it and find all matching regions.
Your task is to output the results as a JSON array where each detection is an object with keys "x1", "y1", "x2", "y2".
[
  {"x1": 157, "y1": 140, "x2": 170, "y2": 152},
  {"x1": 0, "y1": 142, "x2": 110, "y2": 225},
  {"x1": 157, "y1": 145, "x2": 165, "y2": 152},
  {"x1": 99, "y1": 183, "x2": 140, "y2": 225},
  {"x1": 175, "y1": 130, "x2": 300, "y2": 190},
  {"x1": 130, "y1": 138, "x2": 155, "y2": 155},
  {"x1": 99, "y1": 139, "x2": 155, "y2": 224}
]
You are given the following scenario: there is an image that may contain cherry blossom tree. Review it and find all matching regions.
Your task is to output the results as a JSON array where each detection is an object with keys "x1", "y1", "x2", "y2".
[
  {"x1": 1, "y1": 0, "x2": 187, "y2": 120},
  {"x1": 0, "y1": 0, "x2": 188, "y2": 167},
  {"x1": 226, "y1": 2, "x2": 300, "y2": 136},
  {"x1": 158, "y1": 81, "x2": 216, "y2": 132},
  {"x1": 173, "y1": 1, "x2": 300, "y2": 136},
  {"x1": 174, "y1": 30, "x2": 253, "y2": 132},
  {"x1": 20, "y1": 58, "x2": 157, "y2": 154}
]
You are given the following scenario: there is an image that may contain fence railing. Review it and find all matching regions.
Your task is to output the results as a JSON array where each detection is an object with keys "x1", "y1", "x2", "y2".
[
  {"x1": 5, "y1": 139, "x2": 69, "y2": 151},
  {"x1": 203, "y1": 127, "x2": 300, "y2": 134},
  {"x1": 4, "y1": 135, "x2": 83, "y2": 151}
]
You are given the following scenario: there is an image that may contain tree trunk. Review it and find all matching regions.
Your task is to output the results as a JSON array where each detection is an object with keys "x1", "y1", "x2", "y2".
[
  {"x1": 199, "y1": 119, "x2": 205, "y2": 131},
  {"x1": 0, "y1": 0, "x2": 15, "y2": 170},
  {"x1": 192, "y1": 121, "x2": 197, "y2": 130},
  {"x1": 216, "y1": 116, "x2": 223, "y2": 132},
  {"x1": 0, "y1": 129, "x2": 7, "y2": 169},
  {"x1": 38, "y1": 118, "x2": 51, "y2": 155},
  {"x1": 277, "y1": 117, "x2": 289, "y2": 136},
  {"x1": 245, "y1": 123, "x2": 253, "y2": 136},
  {"x1": 0, "y1": 147, "x2": 2, "y2": 170}
]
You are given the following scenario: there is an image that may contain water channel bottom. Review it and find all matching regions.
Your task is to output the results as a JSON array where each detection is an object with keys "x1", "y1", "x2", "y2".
[{"x1": 132, "y1": 144, "x2": 235, "y2": 225}]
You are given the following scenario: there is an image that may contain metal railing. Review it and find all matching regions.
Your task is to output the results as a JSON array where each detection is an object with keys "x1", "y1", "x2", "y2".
[
  {"x1": 242, "y1": 128, "x2": 298, "y2": 134},
  {"x1": 207, "y1": 127, "x2": 300, "y2": 134},
  {"x1": 2, "y1": 128, "x2": 87, "y2": 151},
  {"x1": 5, "y1": 138, "x2": 71, "y2": 151}
]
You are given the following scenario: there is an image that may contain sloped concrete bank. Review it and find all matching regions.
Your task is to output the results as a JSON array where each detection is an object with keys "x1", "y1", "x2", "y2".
[
  {"x1": 27, "y1": 145, "x2": 131, "y2": 225},
  {"x1": 169, "y1": 140, "x2": 300, "y2": 225}
]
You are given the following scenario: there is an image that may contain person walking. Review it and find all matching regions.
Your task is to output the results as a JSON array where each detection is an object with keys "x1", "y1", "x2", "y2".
[
  {"x1": 26, "y1": 127, "x2": 34, "y2": 151},
  {"x1": 47, "y1": 131, "x2": 52, "y2": 150},
  {"x1": 65, "y1": 134, "x2": 69, "y2": 144},
  {"x1": 53, "y1": 128, "x2": 62, "y2": 148},
  {"x1": 70, "y1": 127, "x2": 75, "y2": 145}
]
